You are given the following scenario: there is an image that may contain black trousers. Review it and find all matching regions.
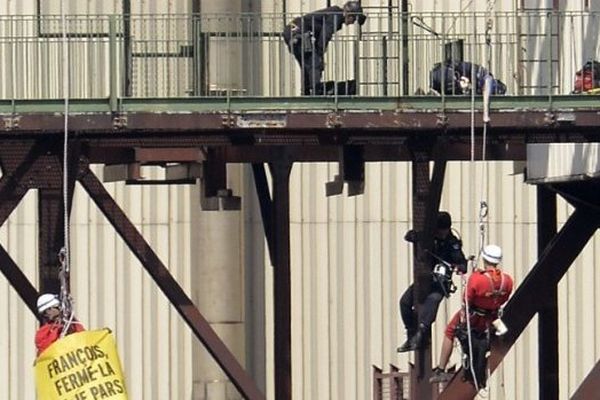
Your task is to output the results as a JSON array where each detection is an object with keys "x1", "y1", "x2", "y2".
[
  {"x1": 399, "y1": 283, "x2": 445, "y2": 334},
  {"x1": 282, "y1": 29, "x2": 324, "y2": 95}
]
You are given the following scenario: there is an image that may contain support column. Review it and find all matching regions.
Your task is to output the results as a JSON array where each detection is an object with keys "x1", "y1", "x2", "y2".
[
  {"x1": 270, "y1": 160, "x2": 292, "y2": 400},
  {"x1": 192, "y1": 162, "x2": 245, "y2": 400},
  {"x1": 38, "y1": 189, "x2": 64, "y2": 294},
  {"x1": 537, "y1": 186, "x2": 558, "y2": 400},
  {"x1": 409, "y1": 140, "x2": 447, "y2": 400}
]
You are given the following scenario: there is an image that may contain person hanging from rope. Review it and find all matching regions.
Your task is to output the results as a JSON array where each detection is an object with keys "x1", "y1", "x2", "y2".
[
  {"x1": 397, "y1": 211, "x2": 467, "y2": 353},
  {"x1": 429, "y1": 244, "x2": 513, "y2": 385},
  {"x1": 35, "y1": 293, "x2": 85, "y2": 356},
  {"x1": 282, "y1": 1, "x2": 366, "y2": 95}
]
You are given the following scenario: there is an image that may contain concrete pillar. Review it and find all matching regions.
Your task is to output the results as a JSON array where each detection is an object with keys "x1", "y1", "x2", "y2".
[{"x1": 191, "y1": 183, "x2": 243, "y2": 400}]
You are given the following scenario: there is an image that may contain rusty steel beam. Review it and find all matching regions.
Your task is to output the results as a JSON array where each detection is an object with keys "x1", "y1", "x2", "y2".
[
  {"x1": 439, "y1": 206, "x2": 600, "y2": 400},
  {"x1": 408, "y1": 139, "x2": 447, "y2": 400},
  {"x1": 0, "y1": 244, "x2": 40, "y2": 319},
  {"x1": 37, "y1": 143, "x2": 79, "y2": 293},
  {"x1": 537, "y1": 186, "x2": 558, "y2": 400},
  {"x1": 269, "y1": 160, "x2": 293, "y2": 400},
  {"x1": 571, "y1": 361, "x2": 600, "y2": 400},
  {"x1": 7, "y1": 110, "x2": 600, "y2": 133},
  {"x1": 134, "y1": 147, "x2": 204, "y2": 163},
  {"x1": 251, "y1": 163, "x2": 274, "y2": 266},
  {"x1": 38, "y1": 189, "x2": 65, "y2": 293},
  {"x1": 85, "y1": 142, "x2": 526, "y2": 164},
  {"x1": 0, "y1": 146, "x2": 40, "y2": 318},
  {"x1": 77, "y1": 166, "x2": 265, "y2": 400}
]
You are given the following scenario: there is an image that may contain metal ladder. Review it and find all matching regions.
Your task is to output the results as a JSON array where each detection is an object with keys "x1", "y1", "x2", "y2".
[{"x1": 517, "y1": 3, "x2": 560, "y2": 95}]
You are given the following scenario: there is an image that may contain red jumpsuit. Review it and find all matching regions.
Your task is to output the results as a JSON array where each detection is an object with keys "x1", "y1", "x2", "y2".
[
  {"x1": 35, "y1": 321, "x2": 85, "y2": 356},
  {"x1": 445, "y1": 267, "x2": 513, "y2": 339}
]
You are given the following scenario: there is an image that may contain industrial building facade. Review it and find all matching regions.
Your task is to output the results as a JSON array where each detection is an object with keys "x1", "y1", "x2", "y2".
[{"x1": 1, "y1": 0, "x2": 599, "y2": 399}]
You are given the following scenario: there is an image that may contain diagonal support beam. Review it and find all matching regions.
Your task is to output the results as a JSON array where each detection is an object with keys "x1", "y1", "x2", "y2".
[
  {"x1": 0, "y1": 244, "x2": 40, "y2": 319},
  {"x1": 571, "y1": 361, "x2": 600, "y2": 400},
  {"x1": 251, "y1": 163, "x2": 274, "y2": 266},
  {"x1": 78, "y1": 166, "x2": 265, "y2": 400},
  {"x1": 439, "y1": 207, "x2": 600, "y2": 399}
]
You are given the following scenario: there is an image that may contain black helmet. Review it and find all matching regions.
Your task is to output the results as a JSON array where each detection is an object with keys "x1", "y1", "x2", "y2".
[
  {"x1": 343, "y1": 1, "x2": 367, "y2": 26},
  {"x1": 437, "y1": 211, "x2": 452, "y2": 229}
]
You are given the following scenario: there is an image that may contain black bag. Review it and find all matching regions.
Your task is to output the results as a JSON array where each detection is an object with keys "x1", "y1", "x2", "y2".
[{"x1": 456, "y1": 326, "x2": 490, "y2": 388}]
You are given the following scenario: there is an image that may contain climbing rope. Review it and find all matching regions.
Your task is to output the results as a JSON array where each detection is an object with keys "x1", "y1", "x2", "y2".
[
  {"x1": 461, "y1": 1, "x2": 498, "y2": 393},
  {"x1": 59, "y1": 0, "x2": 73, "y2": 337}
]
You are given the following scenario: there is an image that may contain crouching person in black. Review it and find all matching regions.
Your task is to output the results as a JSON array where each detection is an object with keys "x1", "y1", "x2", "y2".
[
  {"x1": 397, "y1": 211, "x2": 467, "y2": 353},
  {"x1": 282, "y1": 1, "x2": 366, "y2": 95}
]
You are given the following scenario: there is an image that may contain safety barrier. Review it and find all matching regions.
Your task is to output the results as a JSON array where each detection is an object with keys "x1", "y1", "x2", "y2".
[{"x1": 0, "y1": 11, "x2": 599, "y2": 100}]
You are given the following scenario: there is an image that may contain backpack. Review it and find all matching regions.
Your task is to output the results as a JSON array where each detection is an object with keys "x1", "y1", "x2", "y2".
[{"x1": 573, "y1": 61, "x2": 600, "y2": 93}]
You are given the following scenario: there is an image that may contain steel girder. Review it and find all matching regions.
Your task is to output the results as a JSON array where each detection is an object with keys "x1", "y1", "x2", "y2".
[
  {"x1": 571, "y1": 361, "x2": 600, "y2": 400},
  {"x1": 408, "y1": 138, "x2": 448, "y2": 400},
  {"x1": 537, "y1": 186, "x2": 558, "y2": 400},
  {"x1": 269, "y1": 161, "x2": 293, "y2": 400},
  {"x1": 77, "y1": 165, "x2": 266, "y2": 400}
]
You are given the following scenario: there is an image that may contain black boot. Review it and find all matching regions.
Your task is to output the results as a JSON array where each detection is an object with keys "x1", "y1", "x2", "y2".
[
  {"x1": 397, "y1": 330, "x2": 416, "y2": 353},
  {"x1": 399, "y1": 324, "x2": 427, "y2": 352}
]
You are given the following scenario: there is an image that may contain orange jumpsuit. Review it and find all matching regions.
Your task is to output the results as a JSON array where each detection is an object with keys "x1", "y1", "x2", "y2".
[{"x1": 35, "y1": 321, "x2": 85, "y2": 356}]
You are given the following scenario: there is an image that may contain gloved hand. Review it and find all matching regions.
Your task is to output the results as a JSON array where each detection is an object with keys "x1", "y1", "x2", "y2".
[{"x1": 404, "y1": 229, "x2": 420, "y2": 243}]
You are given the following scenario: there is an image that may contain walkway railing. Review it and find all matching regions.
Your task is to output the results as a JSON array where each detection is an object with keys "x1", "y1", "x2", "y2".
[{"x1": 0, "y1": 11, "x2": 599, "y2": 100}]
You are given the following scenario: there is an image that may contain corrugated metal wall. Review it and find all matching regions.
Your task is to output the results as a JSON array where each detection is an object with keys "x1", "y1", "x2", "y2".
[
  {"x1": 285, "y1": 161, "x2": 600, "y2": 400},
  {"x1": 0, "y1": 1, "x2": 599, "y2": 400}
]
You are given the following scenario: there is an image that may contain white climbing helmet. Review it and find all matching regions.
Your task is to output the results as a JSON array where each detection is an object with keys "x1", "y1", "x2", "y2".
[
  {"x1": 37, "y1": 293, "x2": 60, "y2": 314},
  {"x1": 481, "y1": 244, "x2": 502, "y2": 265}
]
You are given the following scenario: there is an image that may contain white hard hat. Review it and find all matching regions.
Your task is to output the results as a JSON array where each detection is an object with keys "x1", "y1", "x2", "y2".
[
  {"x1": 37, "y1": 293, "x2": 60, "y2": 314},
  {"x1": 481, "y1": 244, "x2": 502, "y2": 264}
]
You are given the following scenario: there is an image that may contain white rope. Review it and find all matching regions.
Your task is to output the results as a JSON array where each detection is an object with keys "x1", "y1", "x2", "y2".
[{"x1": 60, "y1": 0, "x2": 73, "y2": 337}]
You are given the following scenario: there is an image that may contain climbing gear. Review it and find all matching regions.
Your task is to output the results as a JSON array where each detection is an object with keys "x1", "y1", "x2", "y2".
[
  {"x1": 432, "y1": 263, "x2": 457, "y2": 298},
  {"x1": 429, "y1": 366, "x2": 454, "y2": 383},
  {"x1": 456, "y1": 325, "x2": 490, "y2": 388},
  {"x1": 426, "y1": 250, "x2": 458, "y2": 297}
]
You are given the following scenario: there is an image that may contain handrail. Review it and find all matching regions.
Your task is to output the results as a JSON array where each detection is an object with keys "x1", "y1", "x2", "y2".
[{"x1": 0, "y1": 11, "x2": 598, "y2": 103}]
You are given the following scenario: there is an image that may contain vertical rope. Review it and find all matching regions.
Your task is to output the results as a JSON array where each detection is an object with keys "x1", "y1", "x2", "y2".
[{"x1": 60, "y1": 0, "x2": 73, "y2": 337}]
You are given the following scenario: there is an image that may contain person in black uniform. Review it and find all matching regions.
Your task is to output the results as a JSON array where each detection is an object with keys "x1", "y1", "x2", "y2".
[
  {"x1": 397, "y1": 211, "x2": 467, "y2": 353},
  {"x1": 282, "y1": 1, "x2": 366, "y2": 95}
]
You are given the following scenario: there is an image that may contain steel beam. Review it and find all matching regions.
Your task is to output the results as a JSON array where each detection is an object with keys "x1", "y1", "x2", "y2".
[
  {"x1": 537, "y1": 186, "x2": 558, "y2": 400},
  {"x1": 571, "y1": 361, "x2": 600, "y2": 400},
  {"x1": 408, "y1": 139, "x2": 447, "y2": 400},
  {"x1": 439, "y1": 206, "x2": 600, "y2": 399},
  {"x1": 77, "y1": 166, "x2": 265, "y2": 400},
  {"x1": 251, "y1": 163, "x2": 274, "y2": 266},
  {"x1": 38, "y1": 189, "x2": 65, "y2": 293},
  {"x1": 0, "y1": 244, "x2": 40, "y2": 319},
  {"x1": 269, "y1": 160, "x2": 293, "y2": 400},
  {"x1": 37, "y1": 143, "x2": 79, "y2": 293}
]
